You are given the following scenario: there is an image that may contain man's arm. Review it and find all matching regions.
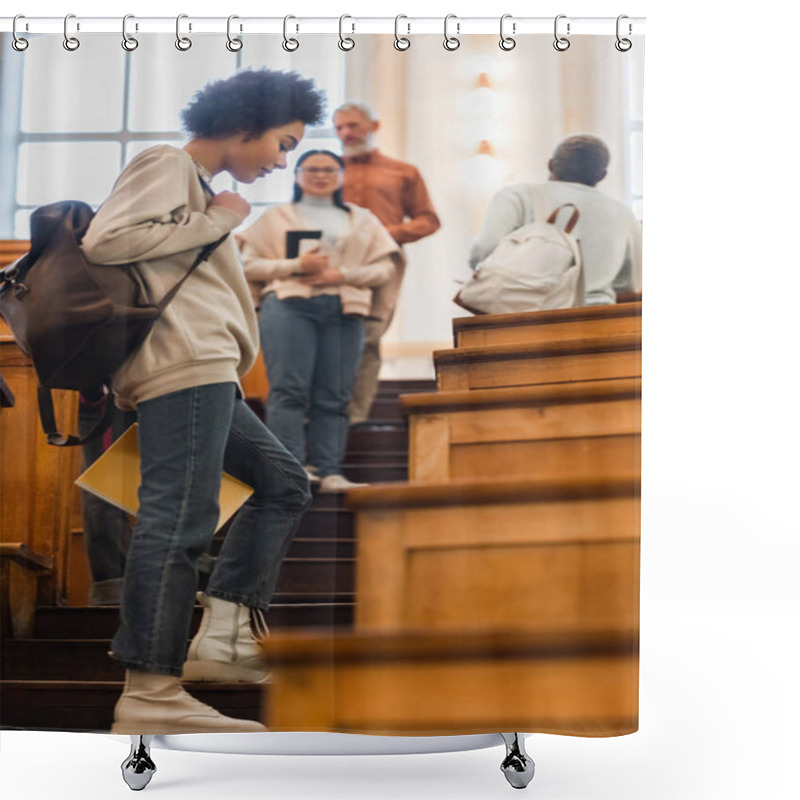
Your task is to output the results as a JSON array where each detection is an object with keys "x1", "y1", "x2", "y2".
[
  {"x1": 385, "y1": 168, "x2": 441, "y2": 245},
  {"x1": 468, "y1": 186, "x2": 529, "y2": 269}
]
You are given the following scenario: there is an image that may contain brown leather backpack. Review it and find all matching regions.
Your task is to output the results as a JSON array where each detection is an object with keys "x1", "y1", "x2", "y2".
[{"x1": 0, "y1": 197, "x2": 226, "y2": 446}]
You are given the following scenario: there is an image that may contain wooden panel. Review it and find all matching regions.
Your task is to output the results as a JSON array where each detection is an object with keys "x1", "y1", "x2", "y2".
[
  {"x1": 355, "y1": 493, "x2": 640, "y2": 632},
  {"x1": 1, "y1": 330, "x2": 80, "y2": 604},
  {"x1": 456, "y1": 305, "x2": 642, "y2": 349},
  {"x1": 264, "y1": 629, "x2": 638, "y2": 736},
  {"x1": 449, "y1": 434, "x2": 641, "y2": 481},
  {"x1": 453, "y1": 302, "x2": 642, "y2": 349},
  {"x1": 404, "y1": 541, "x2": 639, "y2": 633},
  {"x1": 240, "y1": 352, "x2": 269, "y2": 405},
  {"x1": 438, "y1": 348, "x2": 641, "y2": 391}
]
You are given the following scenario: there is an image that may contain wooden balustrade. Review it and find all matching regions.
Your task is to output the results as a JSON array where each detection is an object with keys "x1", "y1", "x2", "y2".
[
  {"x1": 434, "y1": 332, "x2": 641, "y2": 391},
  {"x1": 402, "y1": 377, "x2": 641, "y2": 482},
  {"x1": 263, "y1": 627, "x2": 638, "y2": 735},
  {"x1": 452, "y1": 301, "x2": 641, "y2": 349}
]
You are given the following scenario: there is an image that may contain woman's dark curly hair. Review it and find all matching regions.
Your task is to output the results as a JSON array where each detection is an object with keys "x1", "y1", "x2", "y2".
[{"x1": 181, "y1": 68, "x2": 326, "y2": 138}]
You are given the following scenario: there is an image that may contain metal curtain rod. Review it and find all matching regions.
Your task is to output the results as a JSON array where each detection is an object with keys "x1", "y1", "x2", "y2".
[{"x1": 1, "y1": 15, "x2": 646, "y2": 36}]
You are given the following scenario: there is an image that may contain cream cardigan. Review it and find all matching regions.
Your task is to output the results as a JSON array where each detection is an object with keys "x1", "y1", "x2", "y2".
[
  {"x1": 236, "y1": 202, "x2": 404, "y2": 320},
  {"x1": 81, "y1": 145, "x2": 259, "y2": 410}
]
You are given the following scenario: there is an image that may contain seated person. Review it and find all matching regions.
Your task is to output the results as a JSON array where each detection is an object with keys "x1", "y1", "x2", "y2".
[
  {"x1": 237, "y1": 150, "x2": 403, "y2": 493},
  {"x1": 469, "y1": 134, "x2": 642, "y2": 306}
]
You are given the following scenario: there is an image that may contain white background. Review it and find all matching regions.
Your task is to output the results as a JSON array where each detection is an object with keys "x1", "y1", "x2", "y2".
[{"x1": 2, "y1": 1, "x2": 799, "y2": 799}]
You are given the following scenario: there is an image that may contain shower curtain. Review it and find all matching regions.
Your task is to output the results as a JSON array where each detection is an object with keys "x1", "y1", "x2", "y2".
[{"x1": 0, "y1": 20, "x2": 643, "y2": 740}]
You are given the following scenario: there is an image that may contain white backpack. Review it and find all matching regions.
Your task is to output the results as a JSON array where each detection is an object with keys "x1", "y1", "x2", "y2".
[{"x1": 455, "y1": 187, "x2": 585, "y2": 316}]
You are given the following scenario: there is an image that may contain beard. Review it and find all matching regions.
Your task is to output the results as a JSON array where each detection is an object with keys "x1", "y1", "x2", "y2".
[{"x1": 341, "y1": 135, "x2": 374, "y2": 158}]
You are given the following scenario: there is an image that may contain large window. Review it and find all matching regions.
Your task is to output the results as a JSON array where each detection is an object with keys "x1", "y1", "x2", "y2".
[{"x1": 1, "y1": 33, "x2": 344, "y2": 238}]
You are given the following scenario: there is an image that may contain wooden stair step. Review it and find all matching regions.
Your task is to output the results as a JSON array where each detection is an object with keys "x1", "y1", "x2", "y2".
[
  {"x1": 453, "y1": 301, "x2": 642, "y2": 348},
  {"x1": 274, "y1": 558, "x2": 355, "y2": 595},
  {"x1": 262, "y1": 628, "x2": 638, "y2": 735},
  {"x1": 347, "y1": 475, "x2": 640, "y2": 635},
  {"x1": 346, "y1": 425, "x2": 408, "y2": 452},
  {"x1": 434, "y1": 332, "x2": 641, "y2": 391},
  {"x1": 0, "y1": 681, "x2": 263, "y2": 732},
  {"x1": 212, "y1": 537, "x2": 355, "y2": 561},
  {"x1": 401, "y1": 378, "x2": 641, "y2": 482},
  {"x1": 33, "y1": 602, "x2": 355, "y2": 639}
]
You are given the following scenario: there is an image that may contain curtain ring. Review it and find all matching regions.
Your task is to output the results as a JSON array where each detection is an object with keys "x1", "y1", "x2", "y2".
[
  {"x1": 122, "y1": 14, "x2": 139, "y2": 51},
  {"x1": 12, "y1": 15, "x2": 29, "y2": 51},
  {"x1": 283, "y1": 15, "x2": 299, "y2": 51},
  {"x1": 63, "y1": 13, "x2": 80, "y2": 51},
  {"x1": 553, "y1": 14, "x2": 570, "y2": 51},
  {"x1": 226, "y1": 15, "x2": 243, "y2": 51},
  {"x1": 443, "y1": 14, "x2": 460, "y2": 51},
  {"x1": 615, "y1": 15, "x2": 632, "y2": 51},
  {"x1": 394, "y1": 15, "x2": 410, "y2": 51},
  {"x1": 175, "y1": 14, "x2": 192, "y2": 51},
  {"x1": 499, "y1": 13, "x2": 516, "y2": 51},
  {"x1": 338, "y1": 14, "x2": 355, "y2": 51}
]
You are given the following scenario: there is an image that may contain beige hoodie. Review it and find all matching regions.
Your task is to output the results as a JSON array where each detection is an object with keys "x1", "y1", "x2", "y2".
[
  {"x1": 81, "y1": 145, "x2": 259, "y2": 410},
  {"x1": 236, "y1": 202, "x2": 405, "y2": 319}
]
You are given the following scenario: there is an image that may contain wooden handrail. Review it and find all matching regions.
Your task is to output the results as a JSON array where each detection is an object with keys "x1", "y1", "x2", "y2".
[
  {"x1": 453, "y1": 301, "x2": 641, "y2": 334},
  {"x1": 262, "y1": 627, "x2": 639, "y2": 666},
  {"x1": 0, "y1": 543, "x2": 53, "y2": 572},
  {"x1": 434, "y1": 331, "x2": 641, "y2": 367},
  {"x1": 400, "y1": 376, "x2": 641, "y2": 413},
  {"x1": 346, "y1": 473, "x2": 639, "y2": 510}
]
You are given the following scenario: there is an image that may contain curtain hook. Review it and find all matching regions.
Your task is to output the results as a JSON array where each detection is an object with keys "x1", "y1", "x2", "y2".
[
  {"x1": 443, "y1": 14, "x2": 460, "y2": 51},
  {"x1": 63, "y1": 13, "x2": 80, "y2": 51},
  {"x1": 615, "y1": 15, "x2": 632, "y2": 51},
  {"x1": 338, "y1": 14, "x2": 355, "y2": 51},
  {"x1": 175, "y1": 14, "x2": 192, "y2": 51},
  {"x1": 283, "y1": 15, "x2": 299, "y2": 51},
  {"x1": 394, "y1": 15, "x2": 410, "y2": 51},
  {"x1": 499, "y1": 13, "x2": 516, "y2": 51},
  {"x1": 12, "y1": 15, "x2": 29, "y2": 51},
  {"x1": 227, "y1": 15, "x2": 243, "y2": 51},
  {"x1": 553, "y1": 14, "x2": 570, "y2": 51},
  {"x1": 122, "y1": 14, "x2": 139, "y2": 51}
]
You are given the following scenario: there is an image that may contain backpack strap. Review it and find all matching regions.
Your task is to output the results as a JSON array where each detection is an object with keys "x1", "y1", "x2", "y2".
[
  {"x1": 38, "y1": 385, "x2": 117, "y2": 447},
  {"x1": 156, "y1": 172, "x2": 229, "y2": 312},
  {"x1": 41, "y1": 172, "x2": 230, "y2": 447}
]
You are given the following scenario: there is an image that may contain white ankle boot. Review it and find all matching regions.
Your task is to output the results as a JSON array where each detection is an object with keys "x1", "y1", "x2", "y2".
[
  {"x1": 182, "y1": 592, "x2": 271, "y2": 683},
  {"x1": 111, "y1": 670, "x2": 267, "y2": 734}
]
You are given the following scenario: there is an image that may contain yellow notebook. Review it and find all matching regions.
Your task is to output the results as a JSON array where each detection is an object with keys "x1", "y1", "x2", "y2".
[{"x1": 75, "y1": 423, "x2": 254, "y2": 533}]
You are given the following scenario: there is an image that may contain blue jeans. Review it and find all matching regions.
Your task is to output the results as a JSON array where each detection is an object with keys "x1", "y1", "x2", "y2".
[
  {"x1": 260, "y1": 293, "x2": 365, "y2": 478},
  {"x1": 110, "y1": 382, "x2": 312, "y2": 676}
]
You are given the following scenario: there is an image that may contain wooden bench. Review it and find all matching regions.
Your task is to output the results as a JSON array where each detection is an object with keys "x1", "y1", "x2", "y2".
[
  {"x1": 1, "y1": 320, "x2": 80, "y2": 612},
  {"x1": 401, "y1": 378, "x2": 641, "y2": 482},
  {"x1": 263, "y1": 627, "x2": 638, "y2": 736},
  {"x1": 453, "y1": 301, "x2": 642, "y2": 349},
  {"x1": 347, "y1": 475, "x2": 640, "y2": 636},
  {"x1": 0, "y1": 543, "x2": 53, "y2": 638},
  {"x1": 434, "y1": 332, "x2": 641, "y2": 391}
]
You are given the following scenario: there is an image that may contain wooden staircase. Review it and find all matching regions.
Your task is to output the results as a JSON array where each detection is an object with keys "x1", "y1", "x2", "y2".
[
  {"x1": 263, "y1": 302, "x2": 642, "y2": 736},
  {"x1": 0, "y1": 379, "x2": 433, "y2": 731}
]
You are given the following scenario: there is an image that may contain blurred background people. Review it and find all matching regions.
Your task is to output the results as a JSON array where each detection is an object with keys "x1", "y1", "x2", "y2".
[
  {"x1": 333, "y1": 102, "x2": 440, "y2": 425},
  {"x1": 469, "y1": 134, "x2": 641, "y2": 306},
  {"x1": 238, "y1": 149, "x2": 403, "y2": 493}
]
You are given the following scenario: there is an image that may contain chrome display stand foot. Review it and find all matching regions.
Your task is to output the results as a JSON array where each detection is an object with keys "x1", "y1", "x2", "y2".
[
  {"x1": 500, "y1": 733, "x2": 535, "y2": 789},
  {"x1": 121, "y1": 735, "x2": 157, "y2": 791}
]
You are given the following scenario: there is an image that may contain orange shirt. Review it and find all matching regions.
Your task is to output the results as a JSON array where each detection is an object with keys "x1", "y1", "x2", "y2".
[{"x1": 342, "y1": 150, "x2": 441, "y2": 246}]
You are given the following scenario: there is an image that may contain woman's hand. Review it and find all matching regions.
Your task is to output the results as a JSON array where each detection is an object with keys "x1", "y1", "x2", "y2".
[
  {"x1": 298, "y1": 247, "x2": 330, "y2": 274},
  {"x1": 208, "y1": 191, "x2": 251, "y2": 219},
  {"x1": 299, "y1": 268, "x2": 344, "y2": 287}
]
